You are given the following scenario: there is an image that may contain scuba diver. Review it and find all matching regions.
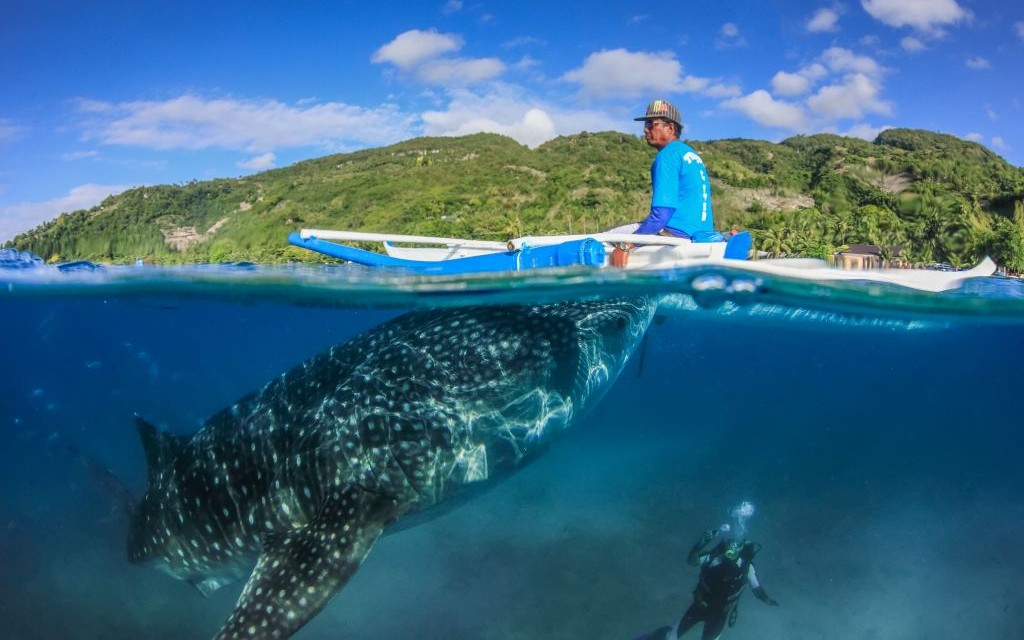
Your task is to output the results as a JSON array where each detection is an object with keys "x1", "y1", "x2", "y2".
[
  {"x1": 675, "y1": 527, "x2": 779, "y2": 639},
  {"x1": 632, "y1": 503, "x2": 778, "y2": 640}
]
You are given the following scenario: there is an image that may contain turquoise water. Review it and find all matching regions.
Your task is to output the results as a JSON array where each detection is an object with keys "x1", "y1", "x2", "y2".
[{"x1": 2, "y1": 256, "x2": 1023, "y2": 639}]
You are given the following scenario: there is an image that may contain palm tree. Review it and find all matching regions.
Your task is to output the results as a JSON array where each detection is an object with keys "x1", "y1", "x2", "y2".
[
  {"x1": 502, "y1": 208, "x2": 524, "y2": 239},
  {"x1": 757, "y1": 227, "x2": 790, "y2": 258},
  {"x1": 832, "y1": 211, "x2": 853, "y2": 246}
]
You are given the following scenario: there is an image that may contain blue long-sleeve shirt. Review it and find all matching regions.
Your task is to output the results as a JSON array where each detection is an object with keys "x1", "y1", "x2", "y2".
[{"x1": 636, "y1": 140, "x2": 714, "y2": 238}]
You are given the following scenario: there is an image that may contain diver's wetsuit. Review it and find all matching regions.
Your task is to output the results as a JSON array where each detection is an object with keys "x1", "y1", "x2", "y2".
[{"x1": 676, "y1": 535, "x2": 776, "y2": 640}]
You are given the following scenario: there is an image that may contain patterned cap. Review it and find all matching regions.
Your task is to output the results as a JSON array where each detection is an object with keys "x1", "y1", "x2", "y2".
[{"x1": 634, "y1": 99, "x2": 682, "y2": 126}]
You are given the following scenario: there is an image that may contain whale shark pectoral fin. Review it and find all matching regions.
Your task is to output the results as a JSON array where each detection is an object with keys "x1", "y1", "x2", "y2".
[{"x1": 214, "y1": 486, "x2": 399, "y2": 640}]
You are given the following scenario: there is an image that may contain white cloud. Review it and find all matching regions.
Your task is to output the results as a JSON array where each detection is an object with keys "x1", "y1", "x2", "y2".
[
  {"x1": 1016, "y1": 21, "x2": 1024, "y2": 40},
  {"x1": 562, "y1": 49, "x2": 682, "y2": 97},
  {"x1": 806, "y1": 62, "x2": 829, "y2": 80},
  {"x1": 716, "y1": 22, "x2": 748, "y2": 48},
  {"x1": 963, "y1": 132, "x2": 983, "y2": 142},
  {"x1": 986, "y1": 106, "x2": 998, "y2": 121},
  {"x1": 76, "y1": 95, "x2": 413, "y2": 153},
  {"x1": 420, "y1": 87, "x2": 621, "y2": 148},
  {"x1": 0, "y1": 119, "x2": 23, "y2": 144},
  {"x1": 861, "y1": 0, "x2": 968, "y2": 34},
  {"x1": 807, "y1": 8, "x2": 841, "y2": 33},
  {"x1": 237, "y1": 152, "x2": 276, "y2": 170},
  {"x1": 704, "y1": 82, "x2": 743, "y2": 98},
  {"x1": 425, "y1": 106, "x2": 556, "y2": 148},
  {"x1": 511, "y1": 55, "x2": 540, "y2": 71},
  {"x1": 0, "y1": 183, "x2": 130, "y2": 243},
  {"x1": 772, "y1": 71, "x2": 813, "y2": 97},
  {"x1": 61, "y1": 150, "x2": 100, "y2": 161},
  {"x1": 901, "y1": 36, "x2": 927, "y2": 52},
  {"x1": 771, "y1": 64, "x2": 827, "y2": 97},
  {"x1": 415, "y1": 57, "x2": 506, "y2": 86},
  {"x1": 726, "y1": 46, "x2": 889, "y2": 135},
  {"x1": 807, "y1": 72, "x2": 891, "y2": 119},
  {"x1": 373, "y1": 29, "x2": 506, "y2": 88},
  {"x1": 821, "y1": 47, "x2": 884, "y2": 78},
  {"x1": 502, "y1": 36, "x2": 544, "y2": 49},
  {"x1": 372, "y1": 29, "x2": 462, "y2": 70},
  {"x1": 723, "y1": 90, "x2": 809, "y2": 130},
  {"x1": 442, "y1": 0, "x2": 462, "y2": 14},
  {"x1": 842, "y1": 123, "x2": 892, "y2": 140},
  {"x1": 561, "y1": 48, "x2": 723, "y2": 99},
  {"x1": 770, "y1": 48, "x2": 889, "y2": 120},
  {"x1": 991, "y1": 136, "x2": 1007, "y2": 150},
  {"x1": 965, "y1": 56, "x2": 990, "y2": 70}
]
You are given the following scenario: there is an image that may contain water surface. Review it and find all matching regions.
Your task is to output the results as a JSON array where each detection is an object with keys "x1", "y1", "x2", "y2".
[{"x1": 2, "y1": 259, "x2": 1022, "y2": 639}]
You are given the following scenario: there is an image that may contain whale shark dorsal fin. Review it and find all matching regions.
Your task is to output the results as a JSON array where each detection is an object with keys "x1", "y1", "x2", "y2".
[
  {"x1": 214, "y1": 486, "x2": 400, "y2": 640},
  {"x1": 134, "y1": 415, "x2": 187, "y2": 480}
]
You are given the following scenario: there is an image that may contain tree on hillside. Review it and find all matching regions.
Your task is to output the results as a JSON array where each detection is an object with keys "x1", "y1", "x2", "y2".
[{"x1": 6, "y1": 130, "x2": 1022, "y2": 268}]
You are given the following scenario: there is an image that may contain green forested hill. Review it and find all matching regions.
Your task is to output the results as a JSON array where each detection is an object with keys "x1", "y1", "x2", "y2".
[{"x1": 7, "y1": 128, "x2": 1024, "y2": 271}]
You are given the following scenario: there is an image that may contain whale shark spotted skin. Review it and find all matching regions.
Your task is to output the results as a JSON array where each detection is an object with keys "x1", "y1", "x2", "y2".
[{"x1": 127, "y1": 299, "x2": 655, "y2": 639}]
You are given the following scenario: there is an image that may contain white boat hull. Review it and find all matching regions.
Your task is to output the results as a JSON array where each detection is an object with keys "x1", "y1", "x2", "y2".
[{"x1": 295, "y1": 229, "x2": 997, "y2": 293}]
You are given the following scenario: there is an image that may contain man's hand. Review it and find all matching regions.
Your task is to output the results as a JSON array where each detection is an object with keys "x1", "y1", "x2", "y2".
[
  {"x1": 753, "y1": 586, "x2": 779, "y2": 607},
  {"x1": 610, "y1": 245, "x2": 632, "y2": 267}
]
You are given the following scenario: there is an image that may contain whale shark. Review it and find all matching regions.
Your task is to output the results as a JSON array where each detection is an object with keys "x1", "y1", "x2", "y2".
[{"x1": 127, "y1": 298, "x2": 655, "y2": 639}]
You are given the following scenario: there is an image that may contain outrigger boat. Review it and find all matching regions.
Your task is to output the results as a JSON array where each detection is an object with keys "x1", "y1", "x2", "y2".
[{"x1": 288, "y1": 229, "x2": 998, "y2": 293}]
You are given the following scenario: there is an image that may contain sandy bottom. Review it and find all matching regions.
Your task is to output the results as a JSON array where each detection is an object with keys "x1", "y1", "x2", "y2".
[{"x1": 3, "y1": 416, "x2": 1021, "y2": 640}]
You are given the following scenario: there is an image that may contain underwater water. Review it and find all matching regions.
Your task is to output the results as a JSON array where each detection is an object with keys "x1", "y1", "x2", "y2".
[{"x1": 2, "y1": 258, "x2": 1023, "y2": 640}]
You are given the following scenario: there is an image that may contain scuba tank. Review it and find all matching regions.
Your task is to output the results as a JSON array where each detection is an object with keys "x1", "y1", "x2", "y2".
[{"x1": 697, "y1": 540, "x2": 762, "y2": 623}]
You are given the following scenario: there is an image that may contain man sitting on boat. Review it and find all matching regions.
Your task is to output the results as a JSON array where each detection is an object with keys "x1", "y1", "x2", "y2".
[{"x1": 611, "y1": 99, "x2": 715, "y2": 267}]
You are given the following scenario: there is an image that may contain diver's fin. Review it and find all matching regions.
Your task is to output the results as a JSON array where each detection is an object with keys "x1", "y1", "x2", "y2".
[
  {"x1": 213, "y1": 486, "x2": 399, "y2": 640},
  {"x1": 631, "y1": 625, "x2": 675, "y2": 640},
  {"x1": 134, "y1": 415, "x2": 187, "y2": 481}
]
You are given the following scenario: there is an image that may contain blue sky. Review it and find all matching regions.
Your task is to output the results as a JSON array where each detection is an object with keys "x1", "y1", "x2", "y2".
[{"x1": 2, "y1": 0, "x2": 1022, "y2": 241}]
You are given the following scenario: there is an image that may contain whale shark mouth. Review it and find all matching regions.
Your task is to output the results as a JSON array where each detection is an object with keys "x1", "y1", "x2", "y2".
[{"x1": 125, "y1": 298, "x2": 657, "y2": 639}]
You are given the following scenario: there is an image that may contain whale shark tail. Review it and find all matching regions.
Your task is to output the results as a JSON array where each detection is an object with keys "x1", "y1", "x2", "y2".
[{"x1": 66, "y1": 443, "x2": 136, "y2": 519}]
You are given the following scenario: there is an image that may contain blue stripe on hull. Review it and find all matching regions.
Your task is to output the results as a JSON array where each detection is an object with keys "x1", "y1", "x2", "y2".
[{"x1": 288, "y1": 233, "x2": 607, "y2": 275}]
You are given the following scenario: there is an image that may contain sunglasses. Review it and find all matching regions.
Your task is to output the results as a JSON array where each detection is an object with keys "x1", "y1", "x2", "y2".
[{"x1": 643, "y1": 120, "x2": 671, "y2": 130}]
